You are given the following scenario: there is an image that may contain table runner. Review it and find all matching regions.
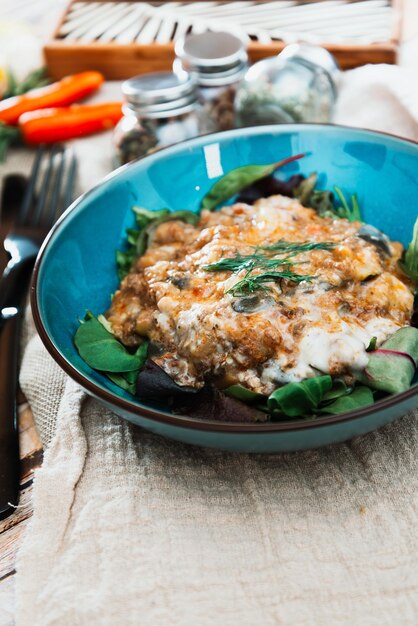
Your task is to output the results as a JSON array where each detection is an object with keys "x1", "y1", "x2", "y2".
[{"x1": 14, "y1": 66, "x2": 418, "y2": 625}]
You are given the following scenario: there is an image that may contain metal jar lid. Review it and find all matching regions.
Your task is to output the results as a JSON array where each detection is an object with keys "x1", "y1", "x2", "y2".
[
  {"x1": 278, "y1": 43, "x2": 340, "y2": 95},
  {"x1": 175, "y1": 31, "x2": 248, "y2": 87},
  {"x1": 122, "y1": 70, "x2": 198, "y2": 114}
]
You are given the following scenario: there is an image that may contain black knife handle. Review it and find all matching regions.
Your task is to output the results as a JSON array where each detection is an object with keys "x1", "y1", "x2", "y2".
[
  {"x1": 0, "y1": 307, "x2": 21, "y2": 519},
  {"x1": 0, "y1": 255, "x2": 37, "y2": 313}
]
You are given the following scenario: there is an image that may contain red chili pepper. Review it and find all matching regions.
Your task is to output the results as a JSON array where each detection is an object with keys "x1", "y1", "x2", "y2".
[
  {"x1": 19, "y1": 103, "x2": 123, "y2": 144},
  {"x1": 0, "y1": 72, "x2": 104, "y2": 125}
]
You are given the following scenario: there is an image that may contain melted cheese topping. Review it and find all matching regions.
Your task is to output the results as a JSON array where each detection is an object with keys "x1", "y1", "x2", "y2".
[{"x1": 107, "y1": 196, "x2": 414, "y2": 393}]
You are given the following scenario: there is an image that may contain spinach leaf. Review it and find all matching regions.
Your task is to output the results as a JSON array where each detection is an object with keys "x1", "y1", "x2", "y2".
[
  {"x1": 319, "y1": 386, "x2": 374, "y2": 414},
  {"x1": 359, "y1": 326, "x2": 418, "y2": 394},
  {"x1": 267, "y1": 375, "x2": 332, "y2": 417},
  {"x1": 227, "y1": 377, "x2": 374, "y2": 418},
  {"x1": 74, "y1": 313, "x2": 147, "y2": 373},
  {"x1": 201, "y1": 153, "x2": 305, "y2": 211},
  {"x1": 321, "y1": 379, "x2": 351, "y2": 403},
  {"x1": 133, "y1": 206, "x2": 170, "y2": 227},
  {"x1": 116, "y1": 207, "x2": 200, "y2": 279},
  {"x1": 400, "y1": 217, "x2": 418, "y2": 284},
  {"x1": 106, "y1": 370, "x2": 139, "y2": 395}
]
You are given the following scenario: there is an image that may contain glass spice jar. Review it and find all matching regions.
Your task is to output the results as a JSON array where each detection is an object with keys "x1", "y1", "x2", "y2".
[
  {"x1": 174, "y1": 31, "x2": 248, "y2": 132},
  {"x1": 113, "y1": 70, "x2": 205, "y2": 166},
  {"x1": 235, "y1": 43, "x2": 340, "y2": 127}
]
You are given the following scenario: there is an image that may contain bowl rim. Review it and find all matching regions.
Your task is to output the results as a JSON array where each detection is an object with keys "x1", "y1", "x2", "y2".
[{"x1": 31, "y1": 123, "x2": 418, "y2": 434}]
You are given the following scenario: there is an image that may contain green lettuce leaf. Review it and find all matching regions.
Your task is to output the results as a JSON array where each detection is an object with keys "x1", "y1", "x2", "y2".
[
  {"x1": 74, "y1": 312, "x2": 148, "y2": 383},
  {"x1": 116, "y1": 207, "x2": 199, "y2": 279},
  {"x1": 319, "y1": 386, "x2": 374, "y2": 414},
  {"x1": 267, "y1": 375, "x2": 333, "y2": 417}
]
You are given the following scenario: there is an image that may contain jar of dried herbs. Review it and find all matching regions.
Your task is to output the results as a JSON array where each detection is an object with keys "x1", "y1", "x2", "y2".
[
  {"x1": 113, "y1": 70, "x2": 205, "y2": 166},
  {"x1": 175, "y1": 31, "x2": 248, "y2": 132},
  {"x1": 235, "y1": 43, "x2": 340, "y2": 127}
]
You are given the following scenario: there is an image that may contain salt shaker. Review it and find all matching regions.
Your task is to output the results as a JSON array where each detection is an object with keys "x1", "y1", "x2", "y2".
[
  {"x1": 113, "y1": 70, "x2": 205, "y2": 166},
  {"x1": 235, "y1": 43, "x2": 340, "y2": 127},
  {"x1": 175, "y1": 31, "x2": 248, "y2": 132}
]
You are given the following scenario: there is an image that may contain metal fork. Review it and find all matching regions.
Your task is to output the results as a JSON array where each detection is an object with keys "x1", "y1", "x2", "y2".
[{"x1": 0, "y1": 145, "x2": 77, "y2": 519}]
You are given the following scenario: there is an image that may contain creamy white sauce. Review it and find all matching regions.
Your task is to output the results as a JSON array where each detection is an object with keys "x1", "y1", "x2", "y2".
[{"x1": 260, "y1": 317, "x2": 404, "y2": 387}]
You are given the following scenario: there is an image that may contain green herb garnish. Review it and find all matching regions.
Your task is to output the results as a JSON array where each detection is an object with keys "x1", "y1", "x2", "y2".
[
  {"x1": 227, "y1": 270, "x2": 313, "y2": 297},
  {"x1": 333, "y1": 187, "x2": 362, "y2": 222},
  {"x1": 204, "y1": 239, "x2": 335, "y2": 296},
  {"x1": 259, "y1": 240, "x2": 336, "y2": 254},
  {"x1": 294, "y1": 175, "x2": 362, "y2": 222},
  {"x1": 203, "y1": 253, "x2": 302, "y2": 274},
  {"x1": 201, "y1": 153, "x2": 305, "y2": 211}
]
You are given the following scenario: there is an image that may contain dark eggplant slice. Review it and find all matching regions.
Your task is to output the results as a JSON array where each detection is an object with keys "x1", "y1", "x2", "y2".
[
  {"x1": 136, "y1": 359, "x2": 198, "y2": 401},
  {"x1": 172, "y1": 385, "x2": 268, "y2": 423},
  {"x1": 357, "y1": 224, "x2": 391, "y2": 257},
  {"x1": 136, "y1": 359, "x2": 268, "y2": 422}
]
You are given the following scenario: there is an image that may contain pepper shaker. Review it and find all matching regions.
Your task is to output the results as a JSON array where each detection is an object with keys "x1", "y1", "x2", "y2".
[
  {"x1": 113, "y1": 70, "x2": 206, "y2": 166},
  {"x1": 175, "y1": 31, "x2": 248, "y2": 132}
]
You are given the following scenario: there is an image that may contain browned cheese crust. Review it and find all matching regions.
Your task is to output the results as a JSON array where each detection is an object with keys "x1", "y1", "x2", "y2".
[{"x1": 107, "y1": 196, "x2": 414, "y2": 394}]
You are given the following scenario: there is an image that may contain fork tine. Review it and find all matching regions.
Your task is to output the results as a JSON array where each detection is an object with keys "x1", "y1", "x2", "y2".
[
  {"x1": 18, "y1": 146, "x2": 45, "y2": 226},
  {"x1": 32, "y1": 145, "x2": 61, "y2": 227},
  {"x1": 61, "y1": 150, "x2": 77, "y2": 218},
  {"x1": 42, "y1": 147, "x2": 66, "y2": 229}
]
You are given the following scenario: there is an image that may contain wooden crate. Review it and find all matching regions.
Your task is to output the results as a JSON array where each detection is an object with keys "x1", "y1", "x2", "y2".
[{"x1": 44, "y1": 0, "x2": 404, "y2": 79}]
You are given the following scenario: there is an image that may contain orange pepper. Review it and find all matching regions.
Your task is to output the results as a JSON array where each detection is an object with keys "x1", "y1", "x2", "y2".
[
  {"x1": 0, "y1": 71, "x2": 104, "y2": 125},
  {"x1": 19, "y1": 102, "x2": 123, "y2": 144}
]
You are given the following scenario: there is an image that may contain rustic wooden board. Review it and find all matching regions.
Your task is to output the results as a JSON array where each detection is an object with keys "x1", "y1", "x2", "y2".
[{"x1": 44, "y1": 0, "x2": 404, "y2": 79}]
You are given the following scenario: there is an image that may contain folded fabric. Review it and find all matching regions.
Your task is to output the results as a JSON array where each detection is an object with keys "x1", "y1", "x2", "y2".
[{"x1": 14, "y1": 63, "x2": 418, "y2": 626}]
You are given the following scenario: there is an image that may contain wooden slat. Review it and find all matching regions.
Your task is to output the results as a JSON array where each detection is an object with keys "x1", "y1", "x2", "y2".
[
  {"x1": 43, "y1": 37, "x2": 397, "y2": 80},
  {"x1": 44, "y1": 0, "x2": 401, "y2": 79}
]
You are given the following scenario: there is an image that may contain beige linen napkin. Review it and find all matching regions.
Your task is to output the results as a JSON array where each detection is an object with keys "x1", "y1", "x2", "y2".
[{"x1": 13, "y1": 65, "x2": 418, "y2": 626}]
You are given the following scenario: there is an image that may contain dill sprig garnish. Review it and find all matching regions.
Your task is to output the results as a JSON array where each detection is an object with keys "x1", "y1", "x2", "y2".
[
  {"x1": 258, "y1": 240, "x2": 336, "y2": 254},
  {"x1": 203, "y1": 253, "x2": 302, "y2": 273},
  {"x1": 203, "y1": 238, "x2": 335, "y2": 296},
  {"x1": 226, "y1": 270, "x2": 314, "y2": 297}
]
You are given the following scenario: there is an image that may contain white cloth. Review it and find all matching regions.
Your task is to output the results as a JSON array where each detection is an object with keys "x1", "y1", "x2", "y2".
[{"x1": 10, "y1": 65, "x2": 418, "y2": 625}]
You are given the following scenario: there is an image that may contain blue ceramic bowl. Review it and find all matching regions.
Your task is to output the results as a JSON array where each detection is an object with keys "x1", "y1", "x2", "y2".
[{"x1": 32, "y1": 125, "x2": 418, "y2": 453}]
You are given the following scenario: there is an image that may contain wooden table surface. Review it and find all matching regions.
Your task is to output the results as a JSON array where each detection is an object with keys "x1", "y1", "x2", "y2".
[{"x1": 0, "y1": 1, "x2": 417, "y2": 623}]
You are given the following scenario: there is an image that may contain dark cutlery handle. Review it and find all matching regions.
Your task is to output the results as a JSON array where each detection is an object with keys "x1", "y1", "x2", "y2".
[
  {"x1": 0, "y1": 307, "x2": 21, "y2": 518},
  {"x1": 0, "y1": 255, "x2": 37, "y2": 313}
]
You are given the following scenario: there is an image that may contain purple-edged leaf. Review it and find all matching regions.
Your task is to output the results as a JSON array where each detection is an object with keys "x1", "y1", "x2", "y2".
[
  {"x1": 359, "y1": 327, "x2": 418, "y2": 394},
  {"x1": 201, "y1": 153, "x2": 305, "y2": 211}
]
